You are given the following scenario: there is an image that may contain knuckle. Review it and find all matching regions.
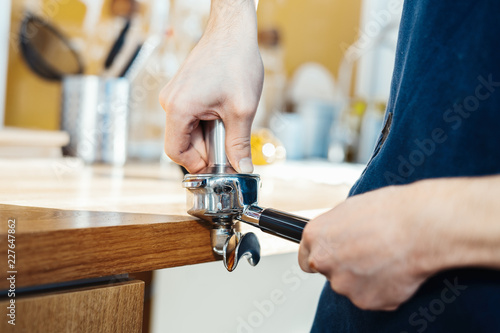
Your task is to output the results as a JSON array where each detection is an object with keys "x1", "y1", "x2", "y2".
[
  {"x1": 164, "y1": 146, "x2": 181, "y2": 161},
  {"x1": 164, "y1": 98, "x2": 180, "y2": 114},
  {"x1": 307, "y1": 256, "x2": 319, "y2": 272},
  {"x1": 329, "y1": 279, "x2": 345, "y2": 295},
  {"x1": 298, "y1": 256, "x2": 310, "y2": 272},
  {"x1": 228, "y1": 137, "x2": 251, "y2": 151},
  {"x1": 236, "y1": 108, "x2": 257, "y2": 121},
  {"x1": 158, "y1": 86, "x2": 171, "y2": 110},
  {"x1": 235, "y1": 106, "x2": 255, "y2": 118},
  {"x1": 227, "y1": 99, "x2": 257, "y2": 119},
  {"x1": 329, "y1": 274, "x2": 351, "y2": 296},
  {"x1": 350, "y1": 292, "x2": 378, "y2": 311},
  {"x1": 160, "y1": 90, "x2": 186, "y2": 116},
  {"x1": 353, "y1": 299, "x2": 371, "y2": 310},
  {"x1": 163, "y1": 138, "x2": 184, "y2": 162},
  {"x1": 301, "y1": 223, "x2": 318, "y2": 247},
  {"x1": 385, "y1": 304, "x2": 399, "y2": 312}
]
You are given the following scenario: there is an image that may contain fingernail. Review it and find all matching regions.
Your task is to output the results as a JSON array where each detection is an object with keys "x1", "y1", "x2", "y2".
[{"x1": 238, "y1": 157, "x2": 254, "y2": 174}]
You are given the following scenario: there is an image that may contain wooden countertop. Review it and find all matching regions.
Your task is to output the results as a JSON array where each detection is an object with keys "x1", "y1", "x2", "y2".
[{"x1": 0, "y1": 158, "x2": 355, "y2": 289}]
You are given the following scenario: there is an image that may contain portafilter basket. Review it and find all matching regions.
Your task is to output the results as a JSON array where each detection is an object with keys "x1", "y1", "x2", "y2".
[{"x1": 183, "y1": 120, "x2": 309, "y2": 271}]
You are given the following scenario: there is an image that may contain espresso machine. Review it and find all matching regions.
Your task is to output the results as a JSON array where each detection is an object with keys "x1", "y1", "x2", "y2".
[{"x1": 183, "y1": 120, "x2": 309, "y2": 271}]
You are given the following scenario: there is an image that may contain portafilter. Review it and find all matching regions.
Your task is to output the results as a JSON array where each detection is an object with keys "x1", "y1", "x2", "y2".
[{"x1": 183, "y1": 120, "x2": 309, "y2": 271}]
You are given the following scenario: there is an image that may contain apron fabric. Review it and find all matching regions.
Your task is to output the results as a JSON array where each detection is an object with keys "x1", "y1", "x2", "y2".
[{"x1": 311, "y1": 0, "x2": 500, "y2": 331}]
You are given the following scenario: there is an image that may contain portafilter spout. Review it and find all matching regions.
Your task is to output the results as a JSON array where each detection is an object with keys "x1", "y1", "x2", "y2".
[{"x1": 182, "y1": 119, "x2": 310, "y2": 272}]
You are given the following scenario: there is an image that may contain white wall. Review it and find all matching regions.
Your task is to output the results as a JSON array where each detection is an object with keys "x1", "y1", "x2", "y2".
[
  {"x1": 352, "y1": 0, "x2": 403, "y2": 162},
  {"x1": 355, "y1": 0, "x2": 403, "y2": 100},
  {"x1": 151, "y1": 252, "x2": 326, "y2": 333},
  {"x1": 0, "y1": 0, "x2": 11, "y2": 128}
]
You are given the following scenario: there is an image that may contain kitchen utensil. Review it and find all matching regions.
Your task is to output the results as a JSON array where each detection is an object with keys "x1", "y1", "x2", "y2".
[
  {"x1": 100, "y1": 19, "x2": 143, "y2": 78},
  {"x1": 61, "y1": 75, "x2": 130, "y2": 165},
  {"x1": 183, "y1": 120, "x2": 309, "y2": 271},
  {"x1": 122, "y1": 35, "x2": 161, "y2": 80},
  {"x1": 102, "y1": 0, "x2": 139, "y2": 77},
  {"x1": 19, "y1": 14, "x2": 84, "y2": 81},
  {"x1": 103, "y1": 19, "x2": 131, "y2": 70},
  {"x1": 118, "y1": 44, "x2": 142, "y2": 77}
]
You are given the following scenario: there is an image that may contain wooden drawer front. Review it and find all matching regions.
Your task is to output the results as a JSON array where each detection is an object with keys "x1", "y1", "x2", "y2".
[{"x1": 0, "y1": 280, "x2": 144, "y2": 333}]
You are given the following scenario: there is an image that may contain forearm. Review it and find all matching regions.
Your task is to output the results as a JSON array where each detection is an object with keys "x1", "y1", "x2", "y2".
[
  {"x1": 211, "y1": 0, "x2": 258, "y2": 11},
  {"x1": 160, "y1": 0, "x2": 263, "y2": 173},
  {"x1": 411, "y1": 176, "x2": 500, "y2": 275},
  {"x1": 207, "y1": 0, "x2": 258, "y2": 39}
]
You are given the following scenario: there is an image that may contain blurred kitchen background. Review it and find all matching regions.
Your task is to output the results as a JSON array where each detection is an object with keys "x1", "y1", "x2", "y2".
[
  {"x1": 1, "y1": 0, "x2": 402, "y2": 165},
  {"x1": 0, "y1": 0, "x2": 402, "y2": 332}
]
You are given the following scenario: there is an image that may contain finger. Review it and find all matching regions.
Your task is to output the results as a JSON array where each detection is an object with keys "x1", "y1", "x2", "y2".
[
  {"x1": 298, "y1": 240, "x2": 318, "y2": 274},
  {"x1": 351, "y1": 296, "x2": 399, "y2": 311},
  {"x1": 329, "y1": 274, "x2": 352, "y2": 298},
  {"x1": 223, "y1": 113, "x2": 254, "y2": 173},
  {"x1": 298, "y1": 245, "x2": 311, "y2": 273},
  {"x1": 191, "y1": 125, "x2": 208, "y2": 165},
  {"x1": 380, "y1": 305, "x2": 399, "y2": 312},
  {"x1": 298, "y1": 251, "x2": 318, "y2": 274},
  {"x1": 164, "y1": 117, "x2": 207, "y2": 173}
]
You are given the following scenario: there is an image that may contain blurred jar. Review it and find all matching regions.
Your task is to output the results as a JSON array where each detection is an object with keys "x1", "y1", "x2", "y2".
[
  {"x1": 61, "y1": 75, "x2": 130, "y2": 165},
  {"x1": 298, "y1": 100, "x2": 339, "y2": 159},
  {"x1": 251, "y1": 129, "x2": 286, "y2": 166}
]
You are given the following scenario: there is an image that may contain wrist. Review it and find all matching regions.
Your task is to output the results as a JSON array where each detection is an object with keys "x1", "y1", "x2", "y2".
[
  {"x1": 211, "y1": 0, "x2": 258, "y2": 10},
  {"x1": 207, "y1": 0, "x2": 258, "y2": 38},
  {"x1": 404, "y1": 180, "x2": 453, "y2": 278},
  {"x1": 406, "y1": 177, "x2": 500, "y2": 277}
]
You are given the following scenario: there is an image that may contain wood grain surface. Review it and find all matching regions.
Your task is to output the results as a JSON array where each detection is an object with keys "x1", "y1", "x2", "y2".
[
  {"x1": 0, "y1": 205, "x2": 214, "y2": 289},
  {"x1": 0, "y1": 280, "x2": 144, "y2": 333}
]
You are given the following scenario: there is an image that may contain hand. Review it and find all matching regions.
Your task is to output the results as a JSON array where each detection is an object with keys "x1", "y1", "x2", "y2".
[
  {"x1": 159, "y1": 0, "x2": 263, "y2": 173},
  {"x1": 298, "y1": 184, "x2": 432, "y2": 311}
]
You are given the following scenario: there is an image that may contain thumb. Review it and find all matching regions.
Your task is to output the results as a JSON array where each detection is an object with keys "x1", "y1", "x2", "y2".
[{"x1": 223, "y1": 115, "x2": 254, "y2": 174}]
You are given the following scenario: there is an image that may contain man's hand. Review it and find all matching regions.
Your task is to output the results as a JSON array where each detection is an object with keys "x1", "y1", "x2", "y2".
[
  {"x1": 298, "y1": 184, "x2": 433, "y2": 311},
  {"x1": 298, "y1": 176, "x2": 500, "y2": 311},
  {"x1": 160, "y1": 0, "x2": 263, "y2": 173}
]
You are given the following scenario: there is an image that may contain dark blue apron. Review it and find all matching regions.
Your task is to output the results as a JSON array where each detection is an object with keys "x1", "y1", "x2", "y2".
[{"x1": 311, "y1": 1, "x2": 500, "y2": 331}]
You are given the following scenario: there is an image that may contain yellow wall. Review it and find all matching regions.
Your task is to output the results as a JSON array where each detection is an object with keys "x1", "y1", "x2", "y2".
[
  {"x1": 5, "y1": 0, "x2": 361, "y2": 130},
  {"x1": 6, "y1": 1, "x2": 84, "y2": 130},
  {"x1": 5, "y1": 0, "x2": 118, "y2": 130},
  {"x1": 257, "y1": 0, "x2": 361, "y2": 78}
]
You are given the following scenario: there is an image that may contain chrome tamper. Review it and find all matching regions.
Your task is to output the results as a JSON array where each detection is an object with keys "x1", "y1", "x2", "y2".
[{"x1": 183, "y1": 120, "x2": 309, "y2": 272}]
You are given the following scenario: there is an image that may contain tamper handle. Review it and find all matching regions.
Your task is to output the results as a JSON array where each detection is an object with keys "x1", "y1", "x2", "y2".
[
  {"x1": 202, "y1": 120, "x2": 237, "y2": 174},
  {"x1": 204, "y1": 119, "x2": 229, "y2": 168}
]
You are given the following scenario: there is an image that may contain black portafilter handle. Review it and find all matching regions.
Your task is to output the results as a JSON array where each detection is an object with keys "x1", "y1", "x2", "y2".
[
  {"x1": 238, "y1": 206, "x2": 309, "y2": 243},
  {"x1": 260, "y1": 208, "x2": 309, "y2": 243}
]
